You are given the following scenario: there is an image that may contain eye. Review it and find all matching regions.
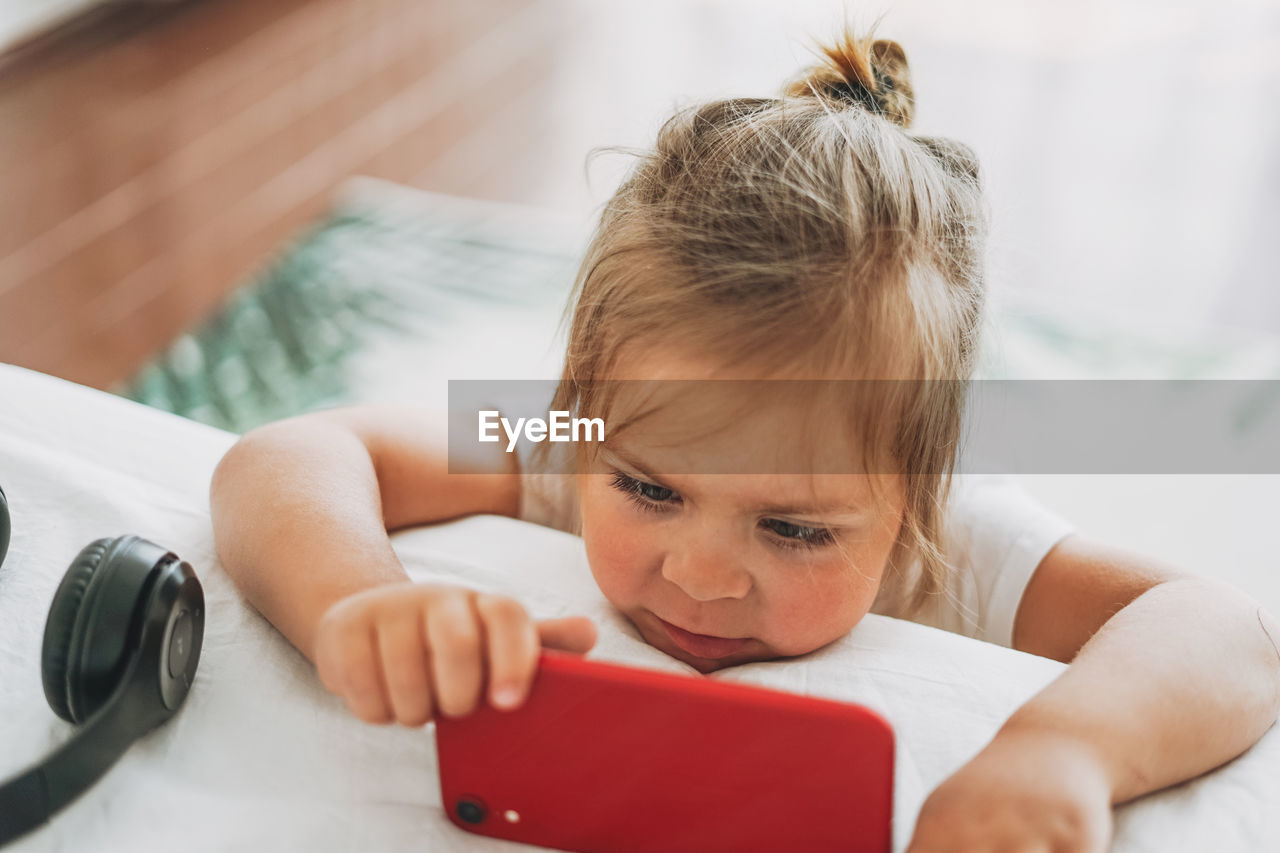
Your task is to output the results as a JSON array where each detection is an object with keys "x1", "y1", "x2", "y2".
[
  {"x1": 610, "y1": 471, "x2": 680, "y2": 512},
  {"x1": 760, "y1": 518, "x2": 836, "y2": 551}
]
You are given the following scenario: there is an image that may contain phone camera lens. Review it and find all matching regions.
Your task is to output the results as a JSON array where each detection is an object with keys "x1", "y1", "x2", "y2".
[{"x1": 456, "y1": 798, "x2": 487, "y2": 825}]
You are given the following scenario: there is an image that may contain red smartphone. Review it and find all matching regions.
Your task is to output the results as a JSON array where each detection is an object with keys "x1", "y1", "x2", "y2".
[{"x1": 434, "y1": 649, "x2": 894, "y2": 853}]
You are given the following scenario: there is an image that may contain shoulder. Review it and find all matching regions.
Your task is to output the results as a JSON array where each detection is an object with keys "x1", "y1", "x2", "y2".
[
  {"x1": 513, "y1": 437, "x2": 581, "y2": 535},
  {"x1": 1012, "y1": 531, "x2": 1184, "y2": 661},
  {"x1": 877, "y1": 475, "x2": 1077, "y2": 646}
]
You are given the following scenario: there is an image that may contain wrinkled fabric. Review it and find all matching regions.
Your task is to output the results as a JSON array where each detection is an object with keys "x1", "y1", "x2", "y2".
[{"x1": 1, "y1": 364, "x2": 1275, "y2": 853}]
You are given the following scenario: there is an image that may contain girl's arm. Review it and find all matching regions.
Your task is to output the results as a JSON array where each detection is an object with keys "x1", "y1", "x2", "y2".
[
  {"x1": 209, "y1": 405, "x2": 597, "y2": 725},
  {"x1": 908, "y1": 534, "x2": 1280, "y2": 852},
  {"x1": 1008, "y1": 538, "x2": 1280, "y2": 801},
  {"x1": 209, "y1": 404, "x2": 520, "y2": 662}
]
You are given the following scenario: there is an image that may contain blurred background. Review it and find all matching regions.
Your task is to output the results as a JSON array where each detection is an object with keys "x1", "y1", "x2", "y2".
[{"x1": 0, "y1": 0, "x2": 1278, "y2": 609}]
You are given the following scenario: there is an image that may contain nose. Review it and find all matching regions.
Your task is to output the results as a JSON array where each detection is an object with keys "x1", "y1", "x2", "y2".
[{"x1": 661, "y1": 544, "x2": 753, "y2": 602}]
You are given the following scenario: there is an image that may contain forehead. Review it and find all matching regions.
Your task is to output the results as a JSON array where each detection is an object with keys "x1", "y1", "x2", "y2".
[
  {"x1": 586, "y1": 337, "x2": 905, "y2": 482},
  {"x1": 590, "y1": 373, "x2": 897, "y2": 473}
]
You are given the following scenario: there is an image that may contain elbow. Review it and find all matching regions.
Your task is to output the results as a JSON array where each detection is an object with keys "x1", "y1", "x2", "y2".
[
  {"x1": 208, "y1": 428, "x2": 266, "y2": 577},
  {"x1": 210, "y1": 424, "x2": 282, "y2": 519},
  {"x1": 209, "y1": 432, "x2": 248, "y2": 509},
  {"x1": 1169, "y1": 579, "x2": 1280, "y2": 735},
  {"x1": 208, "y1": 421, "x2": 300, "y2": 575},
  {"x1": 1259, "y1": 606, "x2": 1280, "y2": 724}
]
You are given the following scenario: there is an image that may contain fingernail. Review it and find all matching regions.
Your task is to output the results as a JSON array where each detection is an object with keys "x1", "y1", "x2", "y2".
[{"x1": 491, "y1": 686, "x2": 521, "y2": 710}]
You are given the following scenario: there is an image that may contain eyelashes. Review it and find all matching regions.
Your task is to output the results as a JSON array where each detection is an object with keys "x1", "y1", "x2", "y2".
[
  {"x1": 607, "y1": 471, "x2": 836, "y2": 551},
  {"x1": 610, "y1": 471, "x2": 675, "y2": 509},
  {"x1": 758, "y1": 518, "x2": 837, "y2": 550}
]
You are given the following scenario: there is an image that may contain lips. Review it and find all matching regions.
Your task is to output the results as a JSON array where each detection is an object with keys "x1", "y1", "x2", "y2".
[{"x1": 655, "y1": 615, "x2": 751, "y2": 660}]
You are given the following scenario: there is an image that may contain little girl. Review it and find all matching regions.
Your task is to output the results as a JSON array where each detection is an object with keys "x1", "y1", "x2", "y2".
[{"x1": 210, "y1": 29, "x2": 1280, "y2": 852}]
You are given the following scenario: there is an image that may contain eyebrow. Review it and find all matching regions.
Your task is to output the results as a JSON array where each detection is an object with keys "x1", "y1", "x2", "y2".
[
  {"x1": 601, "y1": 444, "x2": 870, "y2": 520},
  {"x1": 603, "y1": 444, "x2": 665, "y2": 483}
]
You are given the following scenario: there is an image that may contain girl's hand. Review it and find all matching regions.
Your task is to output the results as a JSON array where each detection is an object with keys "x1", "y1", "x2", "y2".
[
  {"x1": 906, "y1": 727, "x2": 1114, "y2": 853},
  {"x1": 313, "y1": 582, "x2": 597, "y2": 726}
]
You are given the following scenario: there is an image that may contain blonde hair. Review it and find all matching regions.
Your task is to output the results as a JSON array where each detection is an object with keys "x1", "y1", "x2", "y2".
[{"x1": 544, "y1": 28, "x2": 988, "y2": 617}]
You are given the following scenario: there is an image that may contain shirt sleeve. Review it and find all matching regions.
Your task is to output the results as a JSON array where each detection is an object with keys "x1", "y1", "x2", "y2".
[
  {"x1": 478, "y1": 387, "x2": 581, "y2": 535},
  {"x1": 909, "y1": 475, "x2": 1077, "y2": 648},
  {"x1": 512, "y1": 432, "x2": 581, "y2": 535}
]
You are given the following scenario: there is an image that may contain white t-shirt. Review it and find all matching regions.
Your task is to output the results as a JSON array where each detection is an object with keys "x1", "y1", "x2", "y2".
[{"x1": 513, "y1": 439, "x2": 1076, "y2": 650}]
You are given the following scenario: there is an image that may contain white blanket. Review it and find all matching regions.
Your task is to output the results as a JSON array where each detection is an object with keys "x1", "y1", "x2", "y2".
[{"x1": 0, "y1": 363, "x2": 1276, "y2": 852}]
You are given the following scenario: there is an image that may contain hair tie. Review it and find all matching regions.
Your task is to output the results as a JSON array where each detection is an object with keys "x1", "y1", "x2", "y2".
[{"x1": 829, "y1": 66, "x2": 893, "y2": 117}]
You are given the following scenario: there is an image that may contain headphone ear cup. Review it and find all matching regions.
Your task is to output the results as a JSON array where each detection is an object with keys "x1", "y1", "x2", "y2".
[
  {"x1": 41, "y1": 539, "x2": 112, "y2": 723},
  {"x1": 0, "y1": 483, "x2": 9, "y2": 570}
]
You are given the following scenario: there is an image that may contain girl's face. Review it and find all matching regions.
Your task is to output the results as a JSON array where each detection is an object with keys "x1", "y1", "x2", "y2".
[{"x1": 575, "y1": 351, "x2": 907, "y2": 674}]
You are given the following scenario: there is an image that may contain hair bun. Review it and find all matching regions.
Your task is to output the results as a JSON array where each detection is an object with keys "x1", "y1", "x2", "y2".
[{"x1": 786, "y1": 32, "x2": 914, "y2": 128}]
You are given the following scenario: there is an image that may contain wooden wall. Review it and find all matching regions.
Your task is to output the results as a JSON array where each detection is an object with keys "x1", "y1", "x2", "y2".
[
  {"x1": 2, "y1": 0, "x2": 1275, "y2": 390},
  {"x1": 0, "y1": 0, "x2": 558, "y2": 389}
]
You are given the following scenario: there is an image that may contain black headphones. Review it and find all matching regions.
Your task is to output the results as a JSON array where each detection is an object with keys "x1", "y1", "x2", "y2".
[{"x1": 0, "y1": 484, "x2": 204, "y2": 846}]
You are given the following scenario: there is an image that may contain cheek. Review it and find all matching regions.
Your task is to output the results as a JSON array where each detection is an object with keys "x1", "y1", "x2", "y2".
[
  {"x1": 768, "y1": 497, "x2": 906, "y2": 649},
  {"x1": 760, "y1": 554, "x2": 885, "y2": 655},
  {"x1": 579, "y1": 487, "x2": 658, "y2": 605}
]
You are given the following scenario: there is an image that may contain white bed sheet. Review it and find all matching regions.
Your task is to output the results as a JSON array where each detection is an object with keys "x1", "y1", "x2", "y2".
[{"x1": 0, "y1": 363, "x2": 1276, "y2": 852}]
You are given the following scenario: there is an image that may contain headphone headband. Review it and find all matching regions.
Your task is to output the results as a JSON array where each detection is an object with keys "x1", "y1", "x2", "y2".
[{"x1": 0, "y1": 535, "x2": 203, "y2": 846}]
